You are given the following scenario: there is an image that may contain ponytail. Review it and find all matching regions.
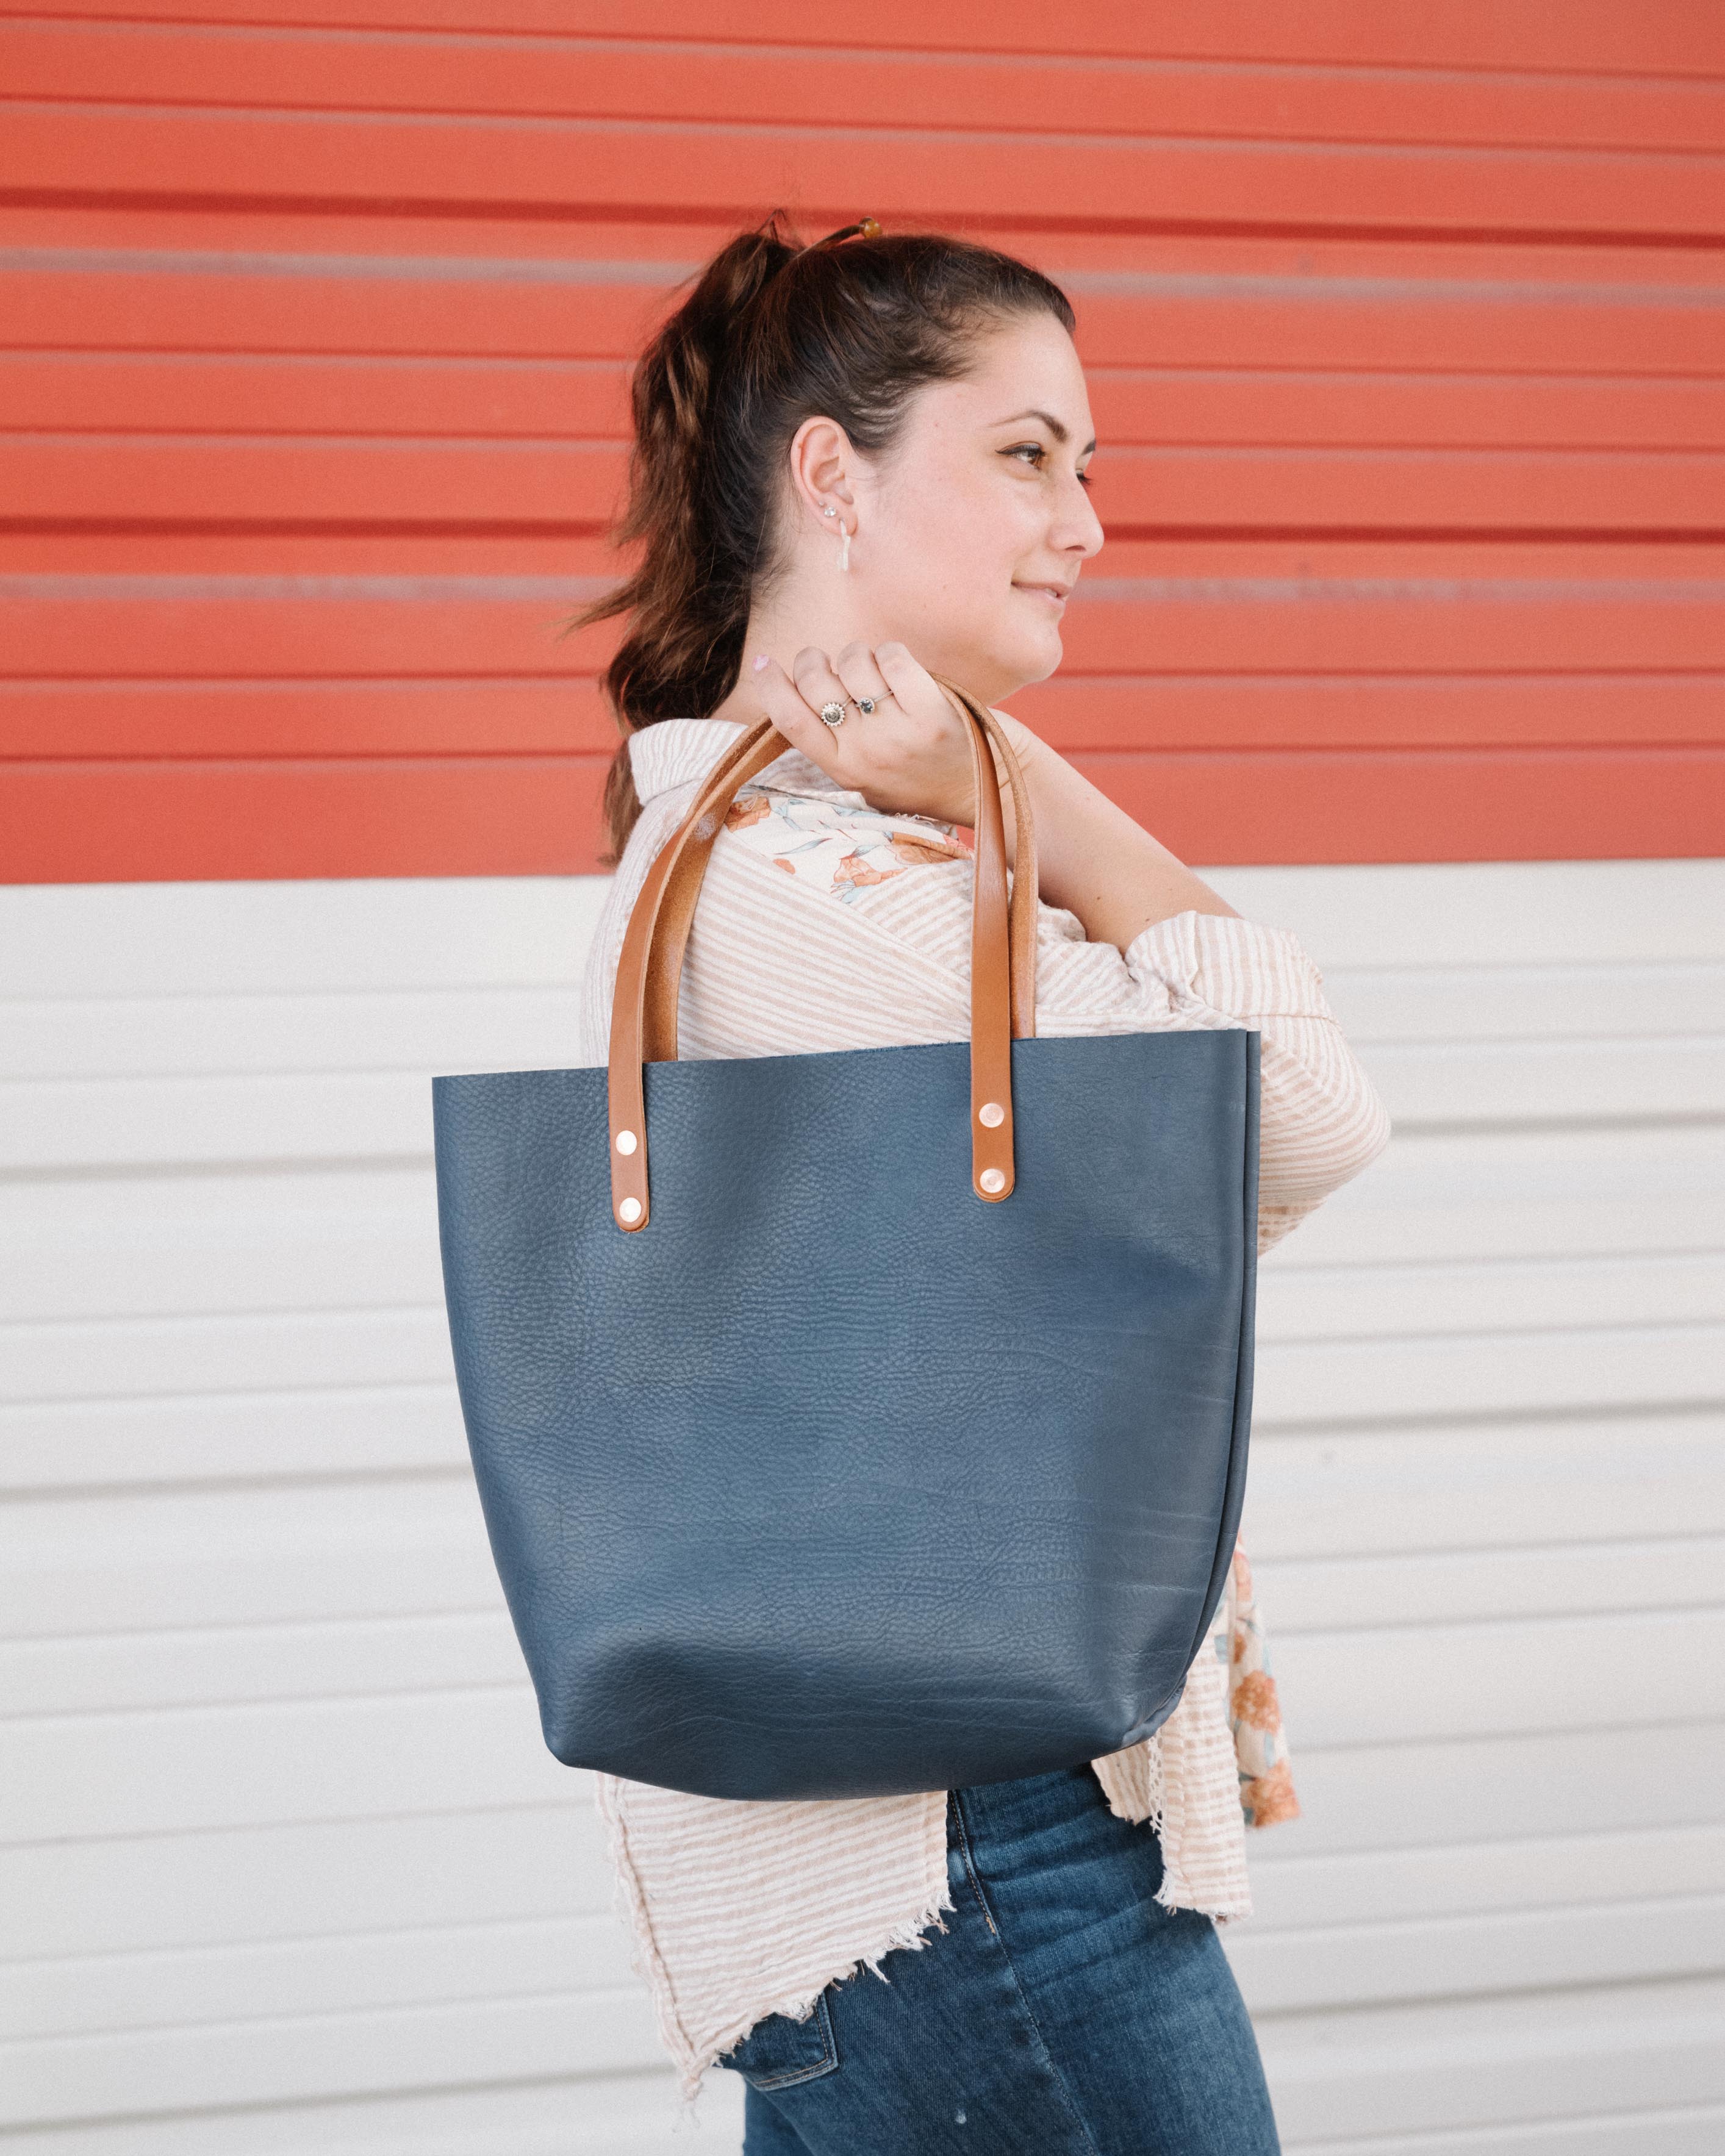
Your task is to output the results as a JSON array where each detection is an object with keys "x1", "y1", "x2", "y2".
[
  {"x1": 578, "y1": 220, "x2": 796, "y2": 862},
  {"x1": 580, "y1": 214, "x2": 1073, "y2": 864}
]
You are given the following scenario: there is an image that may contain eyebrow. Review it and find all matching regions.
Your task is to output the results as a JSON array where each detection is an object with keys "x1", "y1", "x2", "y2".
[{"x1": 992, "y1": 408, "x2": 1097, "y2": 455}]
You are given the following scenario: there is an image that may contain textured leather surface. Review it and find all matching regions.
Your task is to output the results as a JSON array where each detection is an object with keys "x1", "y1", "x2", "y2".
[{"x1": 434, "y1": 1026, "x2": 1259, "y2": 1802}]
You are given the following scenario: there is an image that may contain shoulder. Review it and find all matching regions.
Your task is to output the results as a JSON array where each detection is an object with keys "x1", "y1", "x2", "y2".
[{"x1": 717, "y1": 780, "x2": 975, "y2": 907}]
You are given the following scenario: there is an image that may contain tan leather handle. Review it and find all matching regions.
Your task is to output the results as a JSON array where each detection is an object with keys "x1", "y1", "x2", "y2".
[{"x1": 607, "y1": 679, "x2": 1039, "y2": 1231}]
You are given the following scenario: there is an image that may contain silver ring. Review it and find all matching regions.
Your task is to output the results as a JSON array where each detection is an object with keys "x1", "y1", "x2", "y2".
[
  {"x1": 819, "y1": 701, "x2": 847, "y2": 729},
  {"x1": 850, "y1": 691, "x2": 892, "y2": 715}
]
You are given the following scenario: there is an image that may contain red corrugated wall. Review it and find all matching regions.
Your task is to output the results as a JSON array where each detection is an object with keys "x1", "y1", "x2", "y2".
[{"x1": 3, "y1": 1, "x2": 1722, "y2": 879}]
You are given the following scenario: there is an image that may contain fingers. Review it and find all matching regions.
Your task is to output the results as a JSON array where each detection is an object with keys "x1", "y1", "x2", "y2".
[
  {"x1": 833, "y1": 640, "x2": 892, "y2": 713},
  {"x1": 745, "y1": 643, "x2": 975, "y2": 824},
  {"x1": 793, "y1": 642, "x2": 871, "y2": 746},
  {"x1": 786, "y1": 639, "x2": 941, "y2": 731},
  {"x1": 873, "y1": 641, "x2": 950, "y2": 728},
  {"x1": 749, "y1": 656, "x2": 837, "y2": 769},
  {"x1": 791, "y1": 646, "x2": 852, "y2": 726}
]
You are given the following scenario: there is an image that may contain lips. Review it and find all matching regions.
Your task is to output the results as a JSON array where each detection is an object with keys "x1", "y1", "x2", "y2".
[{"x1": 1014, "y1": 582, "x2": 1071, "y2": 607}]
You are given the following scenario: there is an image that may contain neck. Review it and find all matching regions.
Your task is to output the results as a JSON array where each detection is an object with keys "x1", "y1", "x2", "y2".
[{"x1": 706, "y1": 567, "x2": 875, "y2": 724}]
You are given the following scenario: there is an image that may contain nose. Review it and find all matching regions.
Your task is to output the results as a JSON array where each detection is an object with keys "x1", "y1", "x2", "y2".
[{"x1": 1053, "y1": 471, "x2": 1105, "y2": 559}]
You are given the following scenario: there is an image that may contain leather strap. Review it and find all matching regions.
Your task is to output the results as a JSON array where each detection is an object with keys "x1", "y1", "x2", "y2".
[
  {"x1": 645, "y1": 681, "x2": 1038, "y2": 1062},
  {"x1": 608, "y1": 679, "x2": 1039, "y2": 1230},
  {"x1": 977, "y1": 689, "x2": 1039, "y2": 1044}
]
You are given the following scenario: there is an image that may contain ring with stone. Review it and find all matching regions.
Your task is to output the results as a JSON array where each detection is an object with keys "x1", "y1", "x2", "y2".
[
  {"x1": 819, "y1": 701, "x2": 847, "y2": 729},
  {"x1": 851, "y1": 692, "x2": 891, "y2": 715}
]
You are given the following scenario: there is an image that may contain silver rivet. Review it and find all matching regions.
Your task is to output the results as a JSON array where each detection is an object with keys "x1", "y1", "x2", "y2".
[
  {"x1": 615, "y1": 1129, "x2": 637, "y2": 1155},
  {"x1": 618, "y1": 1196, "x2": 642, "y2": 1224},
  {"x1": 979, "y1": 1167, "x2": 1006, "y2": 1195},
  {"x1": 977, "y1": 1101, "x2": 1005, "y2": 1128}
]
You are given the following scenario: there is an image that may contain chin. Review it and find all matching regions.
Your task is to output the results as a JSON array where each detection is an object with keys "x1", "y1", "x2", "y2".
[
  {"x1": 939, "y1": 618, "x2": 1061, "y2": 701},
  {"x1": 999, "y1": 623, "x2": 1064, "y2": 687}
]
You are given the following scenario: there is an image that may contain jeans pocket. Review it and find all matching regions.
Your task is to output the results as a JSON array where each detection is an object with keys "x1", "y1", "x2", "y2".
[{"x1": 718, "y1": 1989, "x2": 840, "y2": 2091}]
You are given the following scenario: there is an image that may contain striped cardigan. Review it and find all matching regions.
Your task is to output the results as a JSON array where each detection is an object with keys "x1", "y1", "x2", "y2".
[{"x1": 576, "y1": 717, "x2": 1390, "y2": 2108}]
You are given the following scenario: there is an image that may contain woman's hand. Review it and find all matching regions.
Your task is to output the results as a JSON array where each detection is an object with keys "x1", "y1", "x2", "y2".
[
  {"x1": 748, "y1": 640, "x2": 1038, "y2": 826},
  {"x1": 744, "y1": 635, "x2": 1238, "y2": 948}
]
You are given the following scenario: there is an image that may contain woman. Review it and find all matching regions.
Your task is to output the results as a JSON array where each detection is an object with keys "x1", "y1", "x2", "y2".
[{"x1": 576, "y1": 216, "x2": 1388, "y2": 2155}]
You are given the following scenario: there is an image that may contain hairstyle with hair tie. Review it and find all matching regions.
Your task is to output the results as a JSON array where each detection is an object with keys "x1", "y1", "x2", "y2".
[{"x1": 575, "y1": 210, "x2": 1073, "y2": 862}]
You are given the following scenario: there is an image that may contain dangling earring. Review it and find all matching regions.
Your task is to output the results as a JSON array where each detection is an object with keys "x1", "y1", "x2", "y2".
[{"x1": 839, "y1": 521, "x2": 852, "y2": 573}]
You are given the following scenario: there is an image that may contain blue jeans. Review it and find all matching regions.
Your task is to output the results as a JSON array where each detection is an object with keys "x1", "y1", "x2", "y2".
[{"x1": 719, "y1": 1761, "x2": 1280, "y2": 2155}]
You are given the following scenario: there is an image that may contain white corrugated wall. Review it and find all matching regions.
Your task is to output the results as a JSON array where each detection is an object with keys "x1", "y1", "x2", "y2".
[{"x1": 4, "y1": 859, "x2": 1723, "y2": 2153}]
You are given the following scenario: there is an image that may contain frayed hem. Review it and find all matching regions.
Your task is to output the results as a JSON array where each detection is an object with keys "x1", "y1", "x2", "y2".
[
  {"x1": 592, "y1": 1775, "x2": 715, "y2": 2105},
  {"x1": 1089, "y1": 1737, "x2": 1166, "y2": 1839},
  {"x1": 1153, "y1": 1869, "x2": 1252, "y2": 1925},
  {"x1": 675, "y1": 1869, "x2": 959, "y2": 2105}
]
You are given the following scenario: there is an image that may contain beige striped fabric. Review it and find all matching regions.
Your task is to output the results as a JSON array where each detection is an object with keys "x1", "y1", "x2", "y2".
[{"x1": 577, "y1": 718, "x2": 1391, "y2": 2108}]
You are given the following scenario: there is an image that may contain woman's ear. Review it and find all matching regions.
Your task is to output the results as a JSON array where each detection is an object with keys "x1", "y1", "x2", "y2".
[{"x1": 787, "y1": 415, "x2": 857, "y2": 533}]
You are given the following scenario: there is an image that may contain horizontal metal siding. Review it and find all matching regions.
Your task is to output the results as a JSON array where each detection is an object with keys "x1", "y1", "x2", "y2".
[
  {"x1": 2, "y1": 1, "x2": 1722, "y2": 878},
  {"x1": 2, "y1": 860, "x2": 1723, "y2": 2150}
]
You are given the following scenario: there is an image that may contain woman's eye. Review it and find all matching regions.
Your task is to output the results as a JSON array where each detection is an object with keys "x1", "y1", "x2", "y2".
[{"x1": 1004, "y1": 442, "x2": 1091, "y2": 486}]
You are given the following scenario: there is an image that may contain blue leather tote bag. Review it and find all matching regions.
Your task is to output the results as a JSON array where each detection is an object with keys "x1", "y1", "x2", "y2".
[{"x1": 434, "y1": 682, "x2": 1258, "y2": 1802}]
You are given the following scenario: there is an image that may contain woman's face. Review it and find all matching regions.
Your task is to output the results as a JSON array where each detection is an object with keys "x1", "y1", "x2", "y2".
[{"x1": 854, "y1": 313, "x2": 1104, "y2": 700}]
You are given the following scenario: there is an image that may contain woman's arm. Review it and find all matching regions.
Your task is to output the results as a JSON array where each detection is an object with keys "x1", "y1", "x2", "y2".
[
  {"x1": 750, "y1": 640, "x2": 1237, "y2": 954},
  {"x1": 988, "y1": 712, "x2": 1239, "y2": 950},
  {"x1": 699, "y1": 779, "x2": 1391, "y2": 1251}
]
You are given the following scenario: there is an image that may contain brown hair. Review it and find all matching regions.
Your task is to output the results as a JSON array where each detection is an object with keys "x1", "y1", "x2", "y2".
[{"x1": 580, "y1": 213, "x2": 1075, "y2": 864}]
